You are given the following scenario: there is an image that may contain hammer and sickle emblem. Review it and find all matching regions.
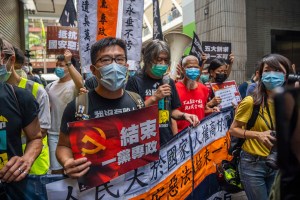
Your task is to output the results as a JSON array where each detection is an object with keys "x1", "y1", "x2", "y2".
[{"x1": 81, "y1": 127, "x2": 107, "y2": 156}]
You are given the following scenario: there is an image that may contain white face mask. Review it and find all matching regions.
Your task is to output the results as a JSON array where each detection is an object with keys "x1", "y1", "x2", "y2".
[{"x1": 96, "y1": 63, "x2": 128, "y2": 91}]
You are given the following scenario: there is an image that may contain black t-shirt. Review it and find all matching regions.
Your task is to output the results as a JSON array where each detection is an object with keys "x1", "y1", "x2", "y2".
[
  {"x1": 0, "y1": 83, "x2": 39, "y2": 165},
  {"x1": 84, "y1": 76, "x2": 98, "y2": 91},
  {"x1": 126, "y1": 73, "x2": 181, "y2": 146},
  {"x1": 60, "y1": 90, "x2": 139, "y2": 134}
]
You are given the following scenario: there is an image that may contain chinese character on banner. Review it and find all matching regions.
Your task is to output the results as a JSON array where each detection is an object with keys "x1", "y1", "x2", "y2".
[{"x1": 97, "y1": 0, "x2": 119, "y2": 40}]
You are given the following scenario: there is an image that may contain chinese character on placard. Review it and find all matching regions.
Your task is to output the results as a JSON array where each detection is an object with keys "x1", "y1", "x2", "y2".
[
  {"x1": 99, "y1": 13, "x2": 107, "y2": 25},
  {"x1": 100, "y1": 0, "x2": 108, "y2": 8},
  {"x1": 117, "y1": 149, "x2": 131, "y2": 165},
  {"x1": 205, "y1": 46, "x2": 210, "y2": 52},
  {"x1": 68, "y1": 31, "x2": 77, "y2": 40},
  {"x1": 140, "y1": 119, "x2": 156, "y2": 140},
  {"x1": 48, "y1": 40, "x2": 57, "y2": 49},
  {"x1": 120, "y1": 124, "x2": 139, "y2": 146},
  {"x1": 67, "y1": 41, "x2": 77, "y2": 50},
  {"x1": 58, "y1": 40, "x2": 67, "y2": 49},
  {"x1": 132, "y1": 144, "x2": 145, "y2": 159},
  {"x1": 217, "y1": 46, "x2": 223, "y2": 52},
  {"x1": 168, "y1": 175, "x2": 178, "y2": 197},
  {"x1": 84, "y1": 43, "x2": 91, "y2": 52},
  {"x1": 125, "y1": 17, "x2": 134, "y2": 27},
  {"x1": 124, "y1": 29, "x2": 133, "y2": 38},
  {"x1": 84, "y1": 29, "x2": 90, "y2": 41},
  {"x1": 82, "y1": 0, "x2": 90, "y2": 13},
  {"x1": 58, "y1": 30, "x2": 68, "y2": 39},
  {"x1": 83, "y1": 14, "x2": 90, "y2": 26},
  {"x1": 98, "y1": 27, "x2": 107, "y2": 36},
  {"x1": 126, "y1": 4, "x2": 136, "y2": 16},
  {"x1": 167, "y1": 146, "x2": 177, "y2": 171},
  {"x1": 145, "y1": 141, "x2": 158, "y2": 155},
  {"x1": 210, "y1": 46, "x2": 217, "y2": 52}
]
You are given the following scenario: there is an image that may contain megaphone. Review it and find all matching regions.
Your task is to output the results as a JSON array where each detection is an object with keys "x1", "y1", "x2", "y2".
[{"x1": 164, "y1": 32, "x2": 192, "y2": 79}]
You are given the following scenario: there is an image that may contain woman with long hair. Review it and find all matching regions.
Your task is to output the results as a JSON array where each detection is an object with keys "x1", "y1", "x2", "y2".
[
  {"x1": 205, "y1": 55, "x2": 234, "y2": 113},
  {"x1": 229, "y1": 53, "x2": 291, "y2": 200}
]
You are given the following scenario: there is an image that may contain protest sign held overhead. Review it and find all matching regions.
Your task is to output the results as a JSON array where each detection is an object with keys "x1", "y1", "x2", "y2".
[
  {"x1": 46, "y1": 26, "x2": 79, "y2": 57},
  {"x1": 202, "y1": 41, "x2": 232, "y2": 64},
  {"x1": 68, "y1": 105, "x2": 159, "y2": 191}
]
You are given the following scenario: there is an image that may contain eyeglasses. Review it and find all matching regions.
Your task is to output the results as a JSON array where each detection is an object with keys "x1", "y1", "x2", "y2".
[{"x1": 96, "y1": 55, "x2": 127, "y2": 65}]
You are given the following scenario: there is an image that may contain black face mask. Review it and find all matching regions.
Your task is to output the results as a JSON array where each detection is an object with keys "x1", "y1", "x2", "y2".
[{"x1": 215, "y1": 73, "x2": 227, "y2": 83}]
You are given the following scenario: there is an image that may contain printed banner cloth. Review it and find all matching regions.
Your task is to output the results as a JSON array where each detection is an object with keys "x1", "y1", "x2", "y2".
[
  {"x1": 47, "y1": 109, "x2": 235, "y2": 199},
  {"x1": 78, "y1": 0, "x2": 144, "y2": 73}
]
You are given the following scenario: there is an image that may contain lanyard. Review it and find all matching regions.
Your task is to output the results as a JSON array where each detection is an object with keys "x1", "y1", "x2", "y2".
[{"x1": 261, "y1": 101, "x2": 274, "y2": 130}]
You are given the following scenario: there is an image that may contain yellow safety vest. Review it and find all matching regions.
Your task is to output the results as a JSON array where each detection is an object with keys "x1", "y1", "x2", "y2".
[{"x1": 18, "y1": 78, "x2": 50, "y2": 175}]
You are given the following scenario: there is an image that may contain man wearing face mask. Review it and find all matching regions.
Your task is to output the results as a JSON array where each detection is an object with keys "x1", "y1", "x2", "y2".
[
  {"x1": 45, "y1": 50, "x2": 83, "y2": 174},
  {"x1": 175, "y1": 55, "x2": 212, "y2": 132},
  {"x1": 0, "y1": 39, "x2": 44, "y2": 199},
  {"x1": 2, "y1": 44, "x2": 51, "y2": 177},
  {"x1": 126, "y1": 40, "x2": 199, "y2": 145},
  {"x1": 56, "y1": 37, "x2": 144, "y2": 178}
]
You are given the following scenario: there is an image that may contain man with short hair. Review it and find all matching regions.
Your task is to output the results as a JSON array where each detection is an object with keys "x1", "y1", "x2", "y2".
[
  {"x1": 2, "y1": 44, "x2": 51, "y2": 176},
  {"x1": 56, "y1": 37, "x2": 144, "y2": 178},
  {"x1": 126, "y1": 40, "x2": 199, "y2": 145},
  {"x1": 46, "y1": 50, "x2": 83, "y2": 174},
  {"x1": 175, "y1": 55, "x2": 211, "y2": 132},
  {"x1": 0, "y1": 38, "x2": 42, "y2": 199}
]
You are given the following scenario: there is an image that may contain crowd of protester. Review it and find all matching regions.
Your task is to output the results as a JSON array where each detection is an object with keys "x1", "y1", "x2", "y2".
[{"x1": 0, "y1": 34, "x2": 299, "y2": 200}]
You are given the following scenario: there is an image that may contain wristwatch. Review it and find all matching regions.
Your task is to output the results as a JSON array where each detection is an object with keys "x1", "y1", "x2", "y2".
[{"x1": 66, "y1": 62, "x2": 72, "y2": 67}]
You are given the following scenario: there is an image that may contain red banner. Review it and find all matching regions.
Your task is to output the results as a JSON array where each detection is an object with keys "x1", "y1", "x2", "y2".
[{"x1": 68, "y1": 105, "x2": 159, "y2": 190}]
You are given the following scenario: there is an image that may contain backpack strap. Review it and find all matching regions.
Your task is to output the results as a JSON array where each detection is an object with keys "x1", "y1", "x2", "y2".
[
  {"x1": 75, "y1": 92, "x2": 90, "y2": 120},
  {"x1": 246, "y1": 104, "x2": 260, "y2": 130},
  {"x1": 126, "y1": 90, "x2": 145, "y2": 109},
  {"x1": 7, "y1": 84, "x2": 21, "y2": 116}
]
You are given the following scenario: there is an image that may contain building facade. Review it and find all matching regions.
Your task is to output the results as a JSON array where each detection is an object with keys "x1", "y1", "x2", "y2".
[
  {"x1": 0, "y1": 0, "x2": 25, "y2": 49},
  {"x1": 195, "y1": 0, "x2": 300, "y2": 83}
]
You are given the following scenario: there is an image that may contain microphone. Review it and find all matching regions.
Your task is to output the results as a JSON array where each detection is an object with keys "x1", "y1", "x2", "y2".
[
  {"x1": 162, "y1": 73, "x2": 170, "y2": 85},
  {"x1": 162, "y1": 74, "x2": 171, "y2": 110}
]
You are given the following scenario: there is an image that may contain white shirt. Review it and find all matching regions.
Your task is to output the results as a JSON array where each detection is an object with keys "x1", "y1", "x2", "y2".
[{"x1": 46, "y1": 79, "x2": 77, "y2": 135}]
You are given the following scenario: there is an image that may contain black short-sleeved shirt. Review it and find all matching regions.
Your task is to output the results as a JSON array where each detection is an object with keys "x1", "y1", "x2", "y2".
[
  {"x1": 126, "y1": 73, "x2": 181, "y2": 145},
  {"x1": 60, "y1": 89, "x2": 139, "y2": 134},
  {"x1": 0, "y1": 83, "x2": 39, "y2": 166},
  {"x1": 84, "y1": 76, "x2": 98, "y2": 91}
]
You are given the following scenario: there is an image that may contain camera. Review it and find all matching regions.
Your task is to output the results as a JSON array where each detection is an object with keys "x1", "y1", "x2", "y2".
[
  {"x1": 265, "y1": 131, "x2": 278, "y2": 170},
  {"x1": 288, "y1": 74, "x2": 300, "y2": 84}
]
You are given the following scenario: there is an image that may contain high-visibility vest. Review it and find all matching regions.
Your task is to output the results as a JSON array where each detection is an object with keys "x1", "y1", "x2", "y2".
[{"x1": 18, "y1": 78, "x2": 50, "y2": 175}]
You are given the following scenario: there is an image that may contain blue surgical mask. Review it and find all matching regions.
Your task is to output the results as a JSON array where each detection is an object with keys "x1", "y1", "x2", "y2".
[
  {"x1": 129, "y1": 70, "x2": 136, "y2": 77},
  {"x1": 0, "y1": 58, "x2": 12, "y2": 83},
  {"x1": 54, "y1": 67, "x2": 66, "y2": 79},
  {"x1": 151, "y1": 64, "x2": 168, "y2": 77},
  {"x1": 97, "y1": 63, "x2": 127, "y2": 91},
  {"x1": 261, "y1": 71, "x2": 285, "y2": 90},
  {"x1": 185, "y1": 68, "x2": 200, "y2": 81},
  {"x1": 200, "y1": 74, "x2": 210, "y2": 83}
]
